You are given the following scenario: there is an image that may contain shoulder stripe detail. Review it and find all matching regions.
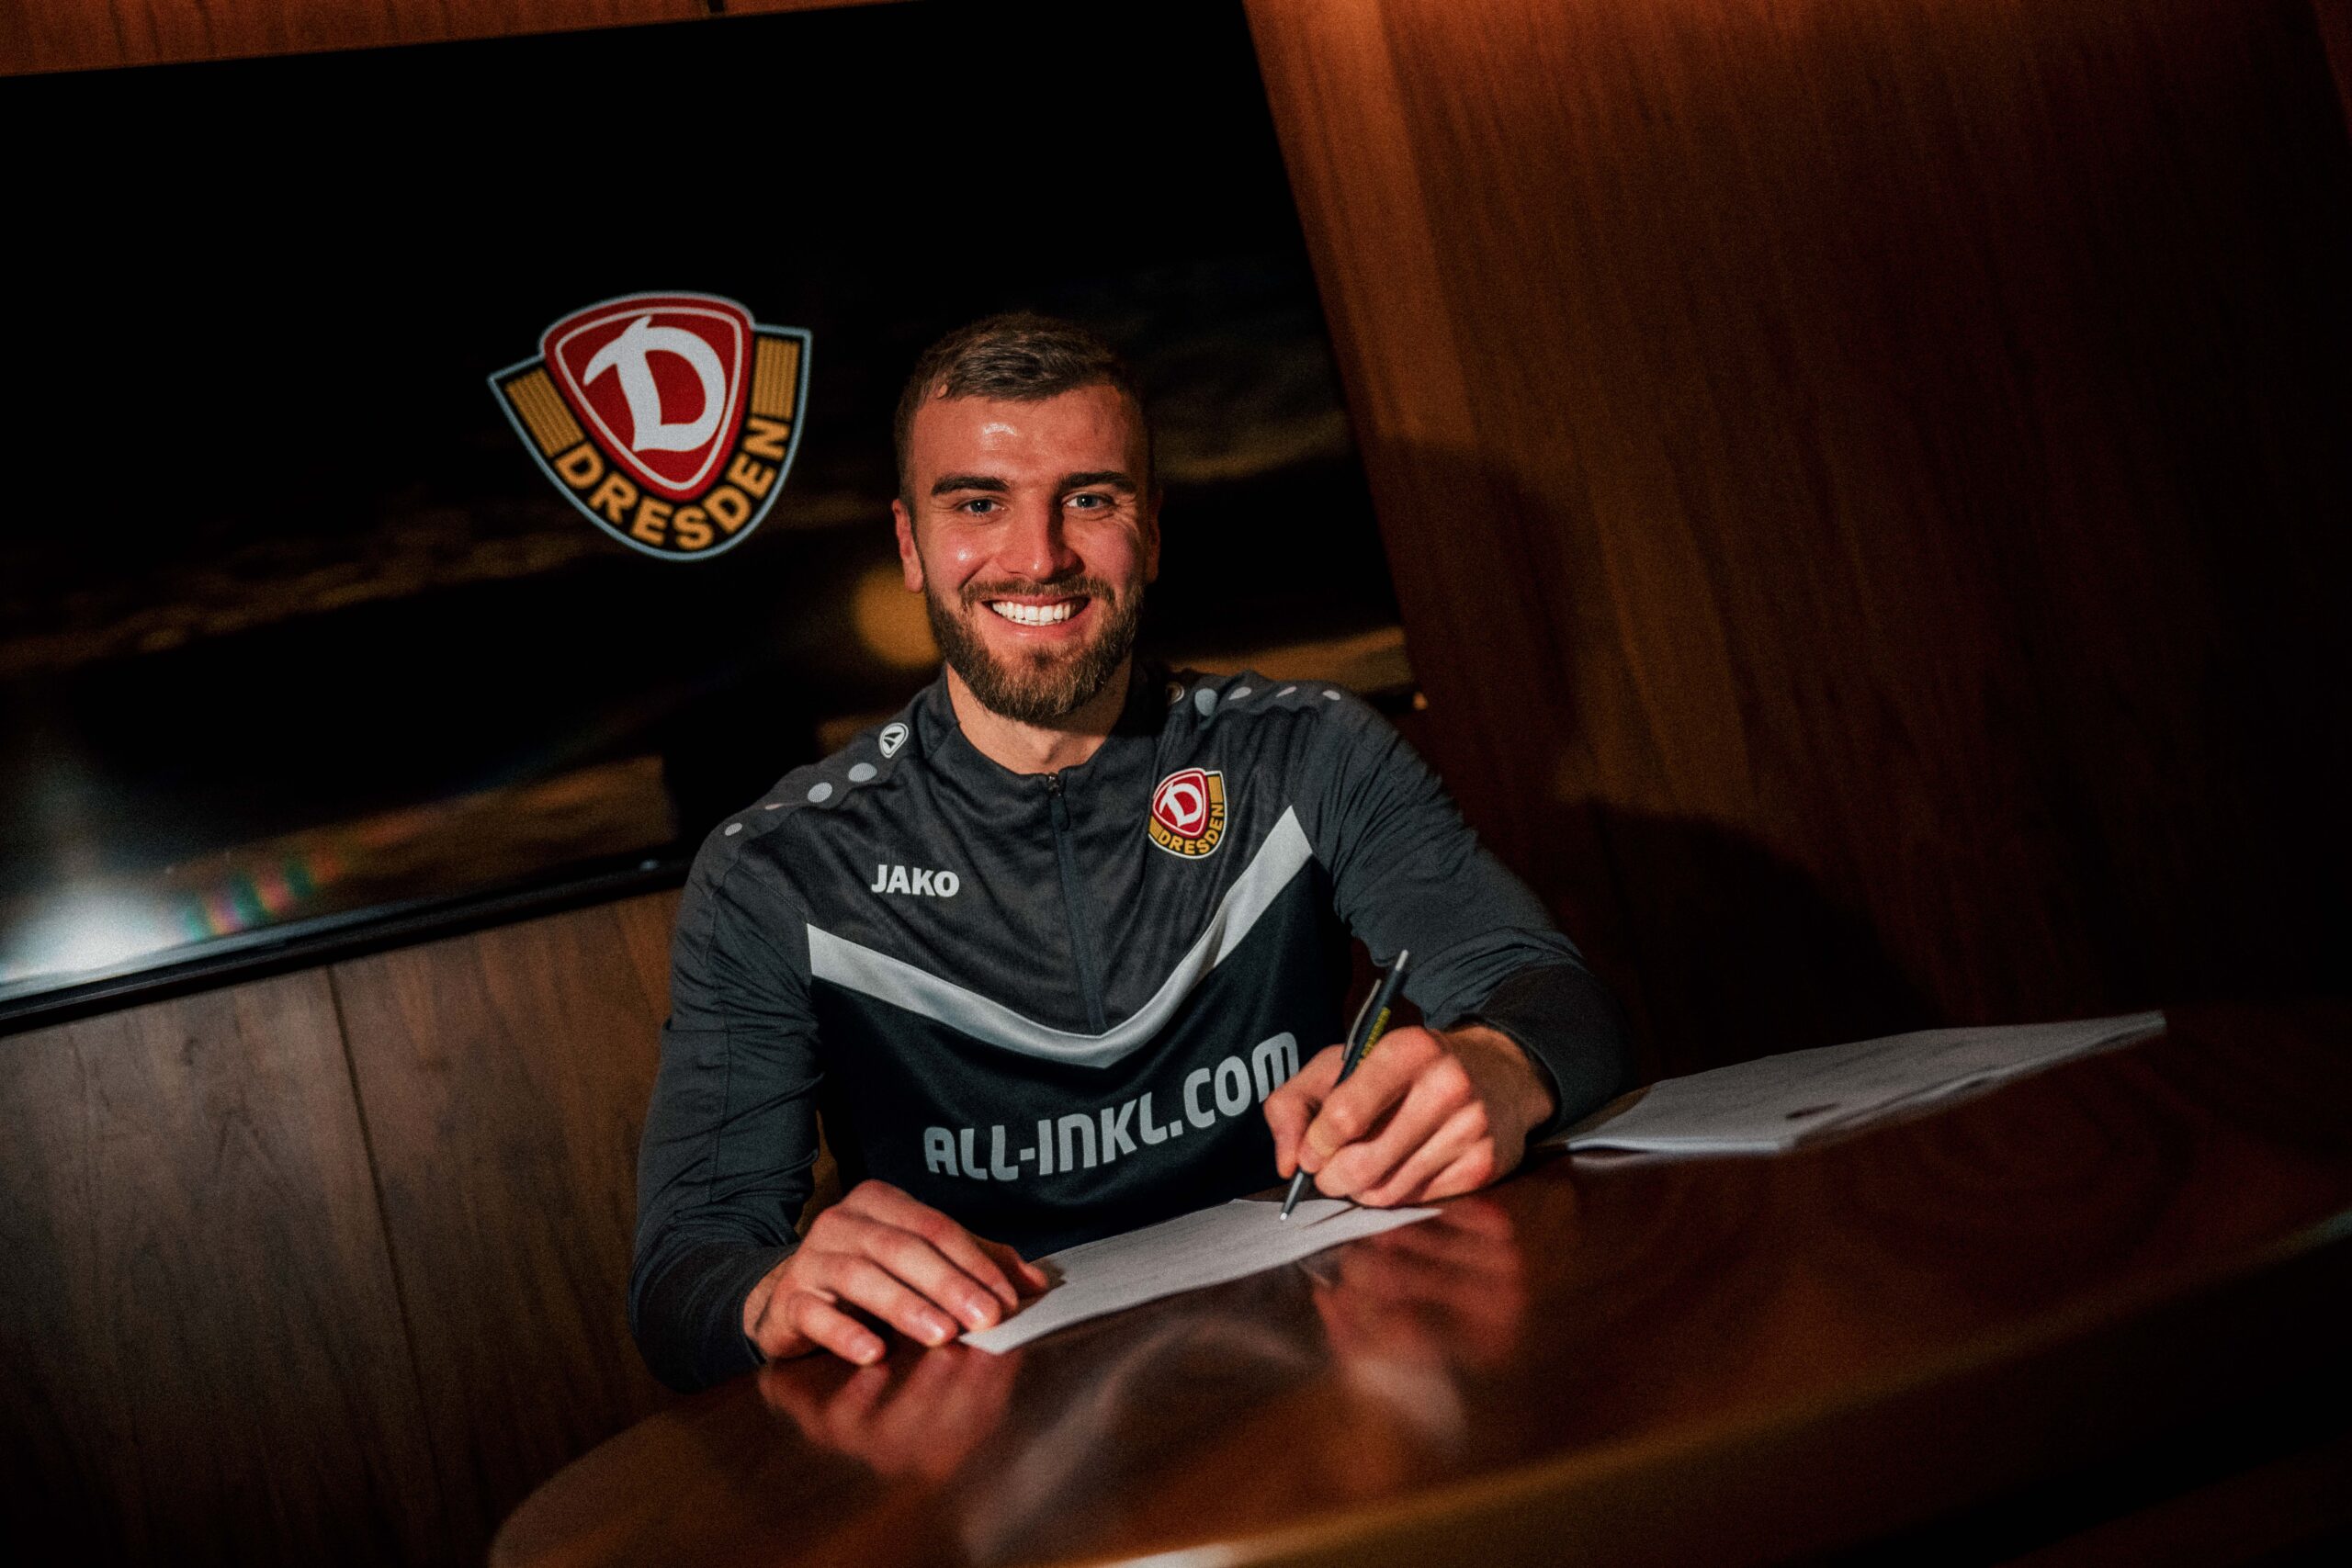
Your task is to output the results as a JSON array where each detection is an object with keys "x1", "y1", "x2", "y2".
[{"x1": 806, "y1": 808, "x2": 1315, "y2": 1067}]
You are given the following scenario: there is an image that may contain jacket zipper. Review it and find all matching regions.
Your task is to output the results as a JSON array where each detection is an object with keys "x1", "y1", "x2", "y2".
[{"x1": 1043, "y1": 772, "x2": 1108, "y2": 1032}]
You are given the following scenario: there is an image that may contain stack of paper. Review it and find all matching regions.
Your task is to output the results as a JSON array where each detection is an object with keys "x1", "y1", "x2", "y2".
[
  {"x1": 1559, "y1": 1010, "x2": 2166, "y2": 1156},
  {"x1": 962, "y1": 1198, "x2": 1434, "y2": 1353}
]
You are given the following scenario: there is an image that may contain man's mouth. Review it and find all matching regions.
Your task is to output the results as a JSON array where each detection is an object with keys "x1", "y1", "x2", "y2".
[{"x1": 982, "y1": 596, "x2": 1089, "y2": 627}]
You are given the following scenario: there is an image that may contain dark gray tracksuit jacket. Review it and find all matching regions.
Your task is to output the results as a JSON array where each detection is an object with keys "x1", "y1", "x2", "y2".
[{"x1": 630, "y1": 664, "x2": 1631, "y2": 1391}]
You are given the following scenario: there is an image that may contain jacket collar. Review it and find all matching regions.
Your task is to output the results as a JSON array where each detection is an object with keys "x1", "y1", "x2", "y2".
[{"x1": 911, "y1": 660, "x2": 1170, "y2": 794}]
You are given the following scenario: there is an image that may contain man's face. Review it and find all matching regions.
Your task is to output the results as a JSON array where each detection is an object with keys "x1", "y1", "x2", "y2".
[{"x1": 891, "y1": 383, "x2": 1159, "y2": 725}]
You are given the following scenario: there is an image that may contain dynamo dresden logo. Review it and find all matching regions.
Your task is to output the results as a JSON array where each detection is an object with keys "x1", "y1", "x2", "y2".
[
  {"x1": 491, "y1": 292, "x2": 809, "y2": 559},
  {"x1": 1148, "y1": 768, "x2": 1227, "y2": 859}
]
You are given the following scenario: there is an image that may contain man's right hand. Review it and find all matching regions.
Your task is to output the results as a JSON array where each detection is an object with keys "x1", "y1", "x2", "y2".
[{"x1": 742, "y1": 1179, "x2": 1050, "y2": 1366}]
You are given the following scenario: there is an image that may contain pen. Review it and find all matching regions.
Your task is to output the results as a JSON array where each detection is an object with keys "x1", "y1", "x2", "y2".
[{"x1": 1280, "y1": 948, "x2": 1411, "y2": 1220}]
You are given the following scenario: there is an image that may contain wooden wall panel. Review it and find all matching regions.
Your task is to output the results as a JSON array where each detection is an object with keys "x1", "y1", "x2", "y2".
[
  {"x1": 330, "y1": 889, "x2": 682, "y2": 1568},
  {"x1": 1249, "y1": 0, "x2": 2352, "y2": 1073},
  {"x1": 0, "y1": 0, "x2": 889, "y2": 77},
  {"x1": 0, "y1": 0, "x2": 699, "y2": 74},
  {"x1": 0, "y1": 975, "x2": 442, "y2": 1566}
]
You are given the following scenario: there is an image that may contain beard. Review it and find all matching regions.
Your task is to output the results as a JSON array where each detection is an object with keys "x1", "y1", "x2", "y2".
[{"x1": 925, "y1": 571, "x2": 1145, "y2": 725}]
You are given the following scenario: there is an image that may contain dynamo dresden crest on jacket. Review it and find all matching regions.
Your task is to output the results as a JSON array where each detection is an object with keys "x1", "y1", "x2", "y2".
[
  {"x1": 490, "y1": 292, "x2": 809, "y2": 559},
  {"x1": 1148, "y1": 768, "x2": 1227, "y2": 858}
]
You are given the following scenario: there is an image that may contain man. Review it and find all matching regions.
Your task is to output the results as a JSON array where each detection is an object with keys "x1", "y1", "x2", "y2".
[{"x1": 630, "y1": 314, "x2": 1629, "y2": 1391}]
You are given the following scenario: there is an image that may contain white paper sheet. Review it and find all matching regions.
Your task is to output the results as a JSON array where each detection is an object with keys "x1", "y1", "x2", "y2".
[
  {"x1": 961, "y1": 1198, "x2": 1437, "y2": 1352},
  {"x1": 1558, "y1": 1010, "x2": 2166, "y2": 1156}
]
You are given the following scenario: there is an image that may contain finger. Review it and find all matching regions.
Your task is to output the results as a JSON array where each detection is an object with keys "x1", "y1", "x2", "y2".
[
  {"x1": 745, "y1": 1280, "x2": 811, "y2": 1360},
  {"x1": 1302, "y1": 1031, "x2": 1437, "y2": 1170},
  {"x1": 1263, "y1": 1044, "x2": 1344, "y2": 1178},
  {"x1": 1397, "y1": 1143, "x2": 1506, "y2": 1206},
  {"x1": 846, "y1": 1187, "x2": 1024, "y2": 1315},
  {"x1": 786, "y1": 1292, "x2": 887, "y2": 1366},
  {"x1": 1321, "y1": 1066, "x2": 1477, "y2": 1201},
  {"x1": 1366, "y1": 1109, "x2": 1498, "y2": 1208},
  {"x1": 811, "y1": 1250, "x2": 969, "y2": 1348},
  {"x1": 820, "y1": 1206, "x2": 1012, "y2": 1329},
  {"x1": 1358, "y1": 1099, "x2": 1490, "y2": 1207},
  {"x1": 978, "y1": 1237, "x2": 1051, "y2": 1297}
]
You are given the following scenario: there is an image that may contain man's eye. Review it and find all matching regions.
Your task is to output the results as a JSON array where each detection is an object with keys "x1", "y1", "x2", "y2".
[
  {"x1": 1066, "y1": 492, "x2": 1111, "y2": 511},
  {"x1": 956, "y1": 497, "x2": 1001, "y2": 516}
]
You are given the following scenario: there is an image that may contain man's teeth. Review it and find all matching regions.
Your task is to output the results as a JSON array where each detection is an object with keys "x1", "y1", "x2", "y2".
[{"x1": 987, "y1": 600, "x2": 1079, "y2": 626}]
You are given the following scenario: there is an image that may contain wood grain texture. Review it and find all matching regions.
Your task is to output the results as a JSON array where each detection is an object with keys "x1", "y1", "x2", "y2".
[
  {"x1": 331, "y1": 887, "x2": 683, "y2": 1568},
  {"x1": 0, "y1": 974, "x2": 443, "y2": 1567},
  {"x1": 1249, "y1": 0, "x2": 2352, "y2": 1076},
  {"x1": 0, "y1": 0, "x2": 894, "y2": 77},
  {"x1": 492, "y1": 1003, "x2": 2352, "y2": 1568}
]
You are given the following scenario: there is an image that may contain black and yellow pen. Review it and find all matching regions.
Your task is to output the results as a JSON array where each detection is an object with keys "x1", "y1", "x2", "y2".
[{"x1": 1279, "y1": 949, "x2": 1411, "y2": 1220}]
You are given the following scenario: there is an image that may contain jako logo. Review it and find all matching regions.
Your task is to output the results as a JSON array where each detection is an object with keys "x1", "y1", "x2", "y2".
[
  {"x1": 491, "y1": 292, "x2": 810, "y2": 560},
  {"x1": 1148, "y1": 768, "x2": 1227, "y2": 858},
  {"x1": 878, "y1": 722, "x2": 909, "y2": 759},
  {"x1": 871, "y1": 864, "x2": 959, "y2": 897}
]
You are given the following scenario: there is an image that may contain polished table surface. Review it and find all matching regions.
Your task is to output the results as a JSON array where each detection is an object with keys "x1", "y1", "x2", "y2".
[{"x1": 494, "y1": 1004, "x2": 2352, "y2": 1568}]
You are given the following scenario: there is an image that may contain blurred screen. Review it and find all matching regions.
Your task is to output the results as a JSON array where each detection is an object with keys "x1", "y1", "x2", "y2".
[{"x1": 0, "y1": 0, "x2": 1406, "y2": 1017}]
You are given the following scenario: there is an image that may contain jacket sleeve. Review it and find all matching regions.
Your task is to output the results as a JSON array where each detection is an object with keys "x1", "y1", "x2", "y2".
[
  {"x1": 1301, "y1": 693, "x2": 1632, "y2": 1136},
  {"x1": 628, "y1": 829, "x2": 824, "y2": 1392}
]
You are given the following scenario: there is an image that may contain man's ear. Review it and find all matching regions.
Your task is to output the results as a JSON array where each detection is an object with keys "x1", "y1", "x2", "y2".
[{"x1": 891, "y1": 499, "x2": 925, "y2": 592}]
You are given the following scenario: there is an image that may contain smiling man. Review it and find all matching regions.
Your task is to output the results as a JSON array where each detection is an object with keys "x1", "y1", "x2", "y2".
[{"x1": 629, "y1": 315, "x2": 1631, "y2": 1391}]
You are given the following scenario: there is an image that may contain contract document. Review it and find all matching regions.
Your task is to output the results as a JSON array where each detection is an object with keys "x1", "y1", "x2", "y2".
[
  {"x1": 1559, "y1": 1010, "x2": 2167, "y2": 1156},
  {"x1": 961, "y1": 1198, "x2": 1436, "y2": 1353}
]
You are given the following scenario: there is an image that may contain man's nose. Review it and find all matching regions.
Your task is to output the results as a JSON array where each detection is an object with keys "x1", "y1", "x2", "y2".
[{"x1": 999, "y1": 498, "x2": 1080, "y2": 581}]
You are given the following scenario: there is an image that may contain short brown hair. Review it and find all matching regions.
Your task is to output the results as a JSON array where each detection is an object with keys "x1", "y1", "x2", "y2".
[{"x1": 892, "y1": 312, "x2": 1152, "y2": 502}]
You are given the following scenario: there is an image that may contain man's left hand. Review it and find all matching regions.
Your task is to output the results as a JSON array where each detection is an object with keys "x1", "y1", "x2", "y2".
[{"x1": 1263, "y1": 1024, "x2": 1555, "y2": 1207}]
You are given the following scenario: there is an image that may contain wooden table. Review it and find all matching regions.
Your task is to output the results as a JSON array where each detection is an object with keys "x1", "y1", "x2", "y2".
[{"x1": 493, "y1": 1004, "x2": 2352, "y2": 1567}]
